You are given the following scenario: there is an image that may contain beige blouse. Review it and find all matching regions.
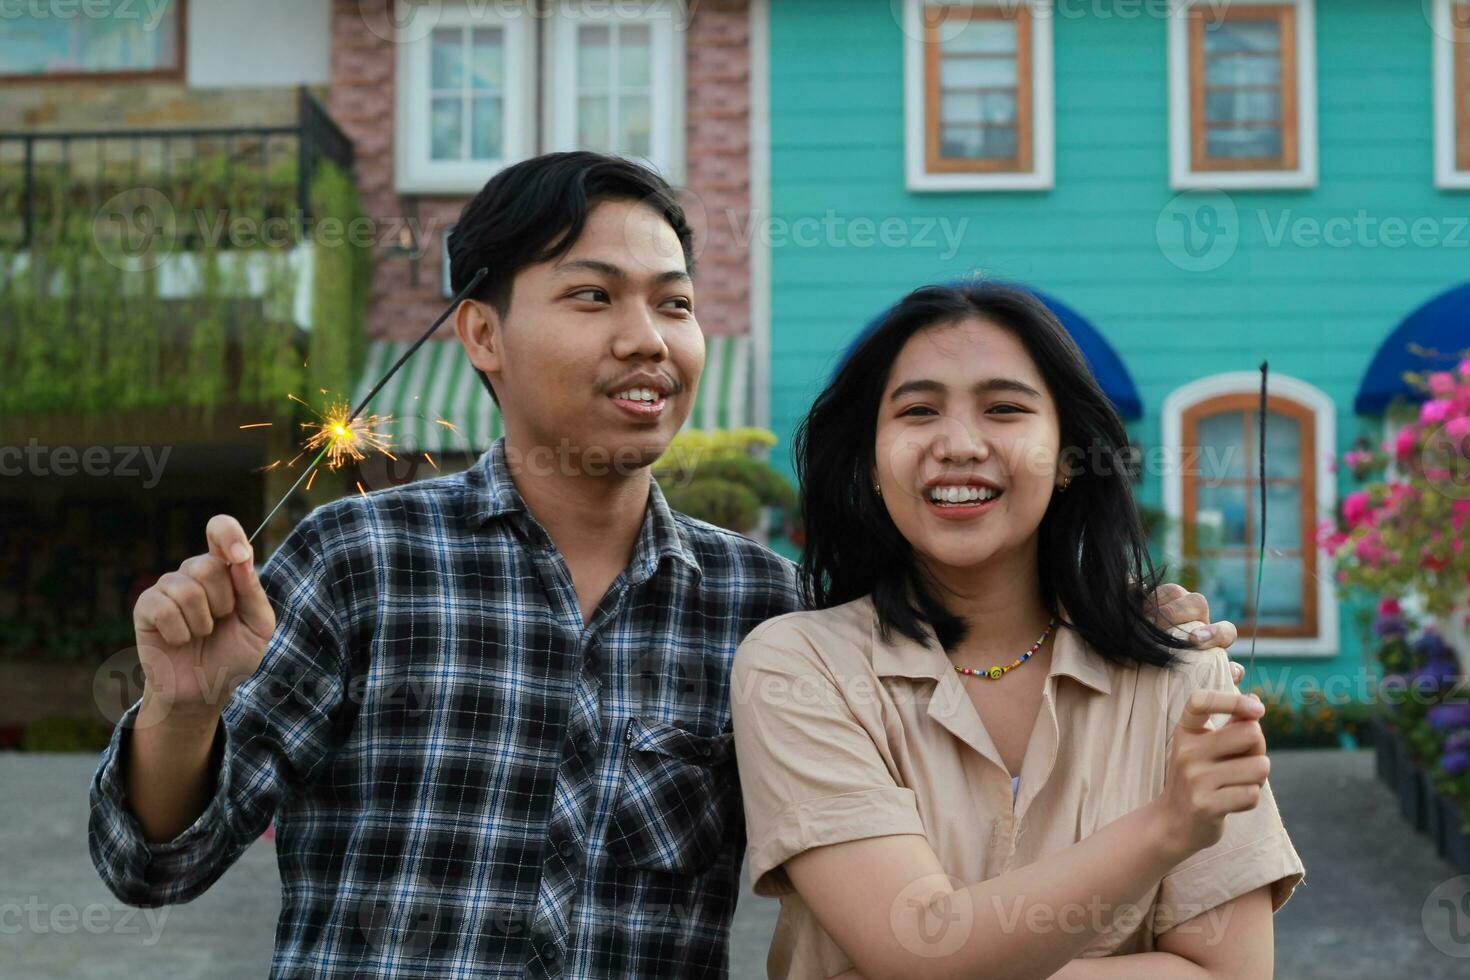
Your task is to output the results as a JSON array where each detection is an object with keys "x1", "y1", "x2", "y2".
[{"x1": 730, "y1": 595, "x2": 1305, "y2": 980}]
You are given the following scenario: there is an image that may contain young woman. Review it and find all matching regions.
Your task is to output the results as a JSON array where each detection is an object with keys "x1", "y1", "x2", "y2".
[{"x1": 731, "y1": 283, "x2": 1304, "y2": 980}]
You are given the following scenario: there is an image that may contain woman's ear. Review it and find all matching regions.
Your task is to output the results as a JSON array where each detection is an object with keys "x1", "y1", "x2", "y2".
[{"x1": 454, "y1": 299, "x2": 501, "y2": 375}]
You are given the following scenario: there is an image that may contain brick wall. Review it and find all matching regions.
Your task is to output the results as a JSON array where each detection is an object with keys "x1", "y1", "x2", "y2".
[{"x1": 328, "y1": 0, "x2": 753, "y2": 343}]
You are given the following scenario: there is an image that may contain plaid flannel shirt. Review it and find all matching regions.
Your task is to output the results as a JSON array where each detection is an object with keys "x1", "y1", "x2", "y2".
[{"x1": 89, "y1": 436, "x2": 804, "y2": 978}]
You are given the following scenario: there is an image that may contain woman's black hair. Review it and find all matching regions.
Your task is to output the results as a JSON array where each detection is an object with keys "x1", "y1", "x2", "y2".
[
  {"x1": 446, "y1": 151, "x2": 695, "y2": 405},
  {"x1": 793, "y1": 280, "x2": 1192, "y2": 671}
]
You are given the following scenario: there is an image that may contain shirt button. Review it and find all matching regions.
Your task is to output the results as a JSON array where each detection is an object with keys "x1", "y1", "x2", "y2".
[
  {"x1": 557, "y1": 838, "x2": 575, "y2": 859},
  {"x1": 541, "y1": 941, "x2": 559, "y2": 964}
]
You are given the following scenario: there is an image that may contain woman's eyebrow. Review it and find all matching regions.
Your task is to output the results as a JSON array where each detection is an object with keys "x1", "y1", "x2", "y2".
[{"x1": 888, "y1": 377, "x2": 1043, "y2": 401}]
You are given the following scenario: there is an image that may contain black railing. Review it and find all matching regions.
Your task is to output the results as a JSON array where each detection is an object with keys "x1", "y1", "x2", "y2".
[{"x1": 0, "y1": 86, "x2": 354, "y2": 249}]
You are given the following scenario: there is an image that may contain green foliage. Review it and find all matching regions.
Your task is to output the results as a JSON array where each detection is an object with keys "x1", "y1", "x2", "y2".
[
  {"x1": 0, "y1": 154, "x2": 370, "y2": 420},
  {"x1": 653, "y1": 428, "x2": 797, "y2": 533},
  {"x1": 21, "y1": 714, "x2": 114, "y2": 752}
]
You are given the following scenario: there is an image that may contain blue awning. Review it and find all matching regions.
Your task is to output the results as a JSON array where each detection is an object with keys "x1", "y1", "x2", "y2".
[
  {"x1": 839, "y1": 282, "x2": 1143, "y2": 420},
  {"x1": 1355, "y1": 283, "x2": 1470, "y2": 413}
]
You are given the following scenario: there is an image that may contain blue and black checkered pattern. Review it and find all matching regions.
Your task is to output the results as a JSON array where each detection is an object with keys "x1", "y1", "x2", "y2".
[{"x1": 89, "y1": 436, "x2": 804, "y2": 978}]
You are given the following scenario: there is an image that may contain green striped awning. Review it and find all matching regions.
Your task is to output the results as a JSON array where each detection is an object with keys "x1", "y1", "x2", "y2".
[
  {"x1": 687, "y1": 334, "x2": 751, "y2": 431},
  {"x1": 353, "y1": 333, "x2": 752, "y2": 453},
  {"x1": 352, "y1": 340, "x2": 502, "y2": 454}
]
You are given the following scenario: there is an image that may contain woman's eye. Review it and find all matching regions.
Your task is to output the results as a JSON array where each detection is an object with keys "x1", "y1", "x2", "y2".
[
  {"x1": 569, "y1": 288, "x2": 610, "y2": 303},
  {"x1": 899, "y1": 405, "x2": 936, "y2": 418},
  {"x1": 989, "y1": 404, "x2": 1026, "y2": 415}
]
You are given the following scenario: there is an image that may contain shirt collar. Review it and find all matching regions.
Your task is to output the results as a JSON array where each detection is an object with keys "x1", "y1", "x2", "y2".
[
  {"x1": 462, "y1": 437, "x2": 703, "y2": 582},
  {"x1": 867, "y1": 595, "x2": 1113, "y2": 696}
]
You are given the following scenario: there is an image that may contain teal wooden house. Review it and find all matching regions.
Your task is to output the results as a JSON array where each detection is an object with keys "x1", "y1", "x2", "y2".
[{"x1": 753, "y1": 0, "x2": 1470, "y2": 694}]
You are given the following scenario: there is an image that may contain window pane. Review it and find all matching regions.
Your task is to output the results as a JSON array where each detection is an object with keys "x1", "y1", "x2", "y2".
[
  {"x1": 618, "y1": 95, "x2": 652, "y2": 158},
  {"x1": 1206, "y1": 126, "x2": 1283, "y2": 159},
  {"x1": 945, "y1": 18, "x2": 1016, "y2": 54},
  {"x1": 431, "y1": 28, "x2": 463, "y2": 90},
  {"x1": 430, "y1": 96, "x2": 462, "y2": 160},
  {"x1": 618, "y1": 24, "x2": 651, "y2": 88},
  {"x1": 470, "y1": 28, "x2": 503, "y2": 90},
  {"x1": 1198, "y1": 554, "x2": 1249, "y2": 624},
  {"x1": 1196, "y1": 483, "x2": 1248, "y2": 548},
  {"x1": 1257, "y1": 556, "x2": 1305, "y2": 625},
  {"x1": 578, "y1": 94, "x2": 610, "y2": 149},
  {"x1": 578, "y1": 25, "x2": 611, "y2": 89},
  {"x1": 1265, "y1": 482, "x2": 1302, "y2": 551},
  {"x1": 1195, "y1": 412, "x2": 1246, "y2": 481},
  {"x1": 942, "y1": 92, "x2": 1017, "y2": 125},
  {"x1": 1206, "y1": 53, "x2": 1281, "y2": 87},
  {"x1": 940, "y1": 125, "x2": 1017, "y2": 160},
  {"x1": 940, "y1": 55, "x2": 1017, "y2": 88},
  {"x1": 0, "y1": 0, "x2": 180, "y2": 75},
  {"x1": 1205, "y1": 20, "x2": 1281, "y2": 54},
  {"x1": 470, "y1": 97, "x2": 503, "y2": 160},
  {"x1": 1257, "y1": 411, "x2": 1302, "y2": 478},
  {"x1": 1205, "y1": 89, "x2": 1281, "y2": 124}
]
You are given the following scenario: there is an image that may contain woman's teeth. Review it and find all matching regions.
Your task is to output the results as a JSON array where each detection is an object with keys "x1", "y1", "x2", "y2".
[
  {"x1": 926, "y1": 486, "x2": 1001, "y2": 505},
  {"x1": 612, "y1": 388, "x2": 662, "y2": 402}
]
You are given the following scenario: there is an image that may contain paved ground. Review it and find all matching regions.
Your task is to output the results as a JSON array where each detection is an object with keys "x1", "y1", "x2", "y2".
[{"x1": 3, "y1": 748, "x2": 1468, "y2": 978}]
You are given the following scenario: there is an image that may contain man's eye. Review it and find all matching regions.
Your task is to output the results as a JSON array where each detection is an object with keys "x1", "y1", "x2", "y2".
[
  {"x1": 569, "y1": 288, "x2": 610, "y2": 303},
  {"x1": 661, "y1": 296, "x2": 693, "y2": 311}
]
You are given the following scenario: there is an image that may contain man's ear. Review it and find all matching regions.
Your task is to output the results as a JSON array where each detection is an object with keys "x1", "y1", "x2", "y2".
[{"x1": 454, "y1": 299, "x2": 501, "y2": 375}]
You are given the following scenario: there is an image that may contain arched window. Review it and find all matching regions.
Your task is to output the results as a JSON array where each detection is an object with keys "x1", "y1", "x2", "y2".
[{"x1": 1162, "y1": 374, "x2": 1337, "y2": 655}]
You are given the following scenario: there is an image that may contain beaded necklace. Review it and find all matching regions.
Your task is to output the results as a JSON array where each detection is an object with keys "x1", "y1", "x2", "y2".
[{"x1": 953, "y1": 616, "x2": 1059, "y2": 680}]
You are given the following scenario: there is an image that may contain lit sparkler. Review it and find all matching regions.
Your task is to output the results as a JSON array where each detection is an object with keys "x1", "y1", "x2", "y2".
[{"x1": 245, "y1": 266, "x2": 490, "y2": 544}]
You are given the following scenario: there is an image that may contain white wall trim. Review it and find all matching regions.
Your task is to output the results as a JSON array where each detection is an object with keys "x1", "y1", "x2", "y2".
[
  {"x1": 542, "y1": 0, "x2": 687, "y2": 184},
  {"x1": 903, "y1": 0, "x2": 1055, "y2": 192},
  {"x1": 1161, "y1": 372, "x2": 1339, "y2": 656},
  {"x1": 394, "y1": 1, "x2": 537, "y2": 194},
  {"x1": 749, "y1": 0, "x2": 772, "y2": 431},
  {"x1": 1433, "y1": 0, "x2": 1470, "y2": 190},
  {"x1": 1168, "y1": 0, "x2": 1318, "y2": 191}
]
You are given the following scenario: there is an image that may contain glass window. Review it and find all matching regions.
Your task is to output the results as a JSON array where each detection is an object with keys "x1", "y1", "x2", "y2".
[
  {"x1": 429, "y1": 26, "x2": 505, "y2": 162},
  {"x1": 0, "y1": 0, "x2": 183, "y2": 78},
  {"x1": 924, "y1": 4, "x2": 1031, "y2": 173},
  {"x1": 1182, "y1": 397, "x2": 1317, "y2": 637},
  {"x1": 573, "y1": 22, "x2": 654, "y2": 160},
  {"x1": 1189, "y1": 5, "x2": 1299, "y2": 171}
]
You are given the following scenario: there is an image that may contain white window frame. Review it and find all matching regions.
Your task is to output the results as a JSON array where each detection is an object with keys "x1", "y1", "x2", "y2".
[
  {"x1": 1168, "y1": 0, "x2": 1318, "y2": 191},
  {"x1": 1161, "y1": 372, "x2": 1338, "y2": 656},
  {"x1": 903, "y1": 0, "x2": 1055, "y2": 192},
  {"x1": 394, "y1": 1, "x2": 537, "y2": 194},
  {"x1": 1433, "y1": 0, "x2": 1470, "y2": 189},
  {"x1": 544, "y1": 0, "x2": 687, "y2": 184}
]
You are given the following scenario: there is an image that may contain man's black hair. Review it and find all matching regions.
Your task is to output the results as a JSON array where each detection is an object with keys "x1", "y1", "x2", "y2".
[{"x1": 446, "y1": 152, "x2": 696, "y2": 406}]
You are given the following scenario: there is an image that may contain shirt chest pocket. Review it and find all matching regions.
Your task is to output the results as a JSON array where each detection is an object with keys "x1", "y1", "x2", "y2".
[{"x1": 605, "y1": 716, "x2": 739, "y2": 875}]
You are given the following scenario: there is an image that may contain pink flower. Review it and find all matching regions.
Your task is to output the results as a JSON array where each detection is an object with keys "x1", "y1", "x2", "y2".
[
  {"x1": 1379, "y1": 597, "x2": 1402, "y2": 616},
  {"x1": 1446, "y1": 416, "x2": 1470, "y2": 441},
  {"x1": 1395, "y1": 427, "x2": 1417, "y2": 460},
  {"x1": 1422, "y1": 400, "x2": 1453, "y2": 424},
  {"x1": 1429, "y1": 372, "x2": 1458, "y2": 396},
  {"x1": 1460, "y1": 358, "x2": 1470, "y2": 377},
  {"x1": 1343, "y1": 490, "x2": 1373, "y2": 527}
]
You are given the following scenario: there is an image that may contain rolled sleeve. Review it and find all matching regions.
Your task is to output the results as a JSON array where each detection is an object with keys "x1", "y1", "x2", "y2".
[
  {"x1": 1154, "y1": 647, "x2": 1306, "y2": 936},
  {"x1": 87, "y1": 511, "x2": 345, "y2": 907},
  {"x1": 730, "y1": 621, "x2": 925, "y2": 898}
]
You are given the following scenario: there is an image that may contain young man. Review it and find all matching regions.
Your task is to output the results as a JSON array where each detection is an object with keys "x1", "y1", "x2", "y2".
[{"x1": 90, "y1": 151, "x2": 1242, "y2": 978}]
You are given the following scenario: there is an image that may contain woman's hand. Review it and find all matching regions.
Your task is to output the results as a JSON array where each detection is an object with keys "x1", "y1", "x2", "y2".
[{"x1": 1151, "y1": 689, "x2": 1269, "y2": 862}]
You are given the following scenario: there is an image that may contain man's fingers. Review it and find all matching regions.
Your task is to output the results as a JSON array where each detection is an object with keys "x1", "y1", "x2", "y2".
[
  {"x1": 205, "y1": 513, "x2": 253, "y2": 566},
  {"x1": 180, "y1": 554, "x2": 236, "y2": 622},
  {"x1": 135, "y1": 590, "x2": 193, "y2": 647},
  {"x1": 1177, "y1": 690, "x2": 1262, "y2": 734},
  {"x1": 228, "y1": 556, "x2": 275, "y2": 638},
  {"x1": 155, "y1": 572, "x2": 213, "y2": 639},
  {"x1": 1229, "y1": 661, "x2": 1245, "y2": 685}
]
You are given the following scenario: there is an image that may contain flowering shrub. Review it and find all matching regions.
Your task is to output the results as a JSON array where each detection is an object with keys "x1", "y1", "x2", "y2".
[{"x1": 1319, "y1": 359, "x2": 1470, "y2": 618}]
